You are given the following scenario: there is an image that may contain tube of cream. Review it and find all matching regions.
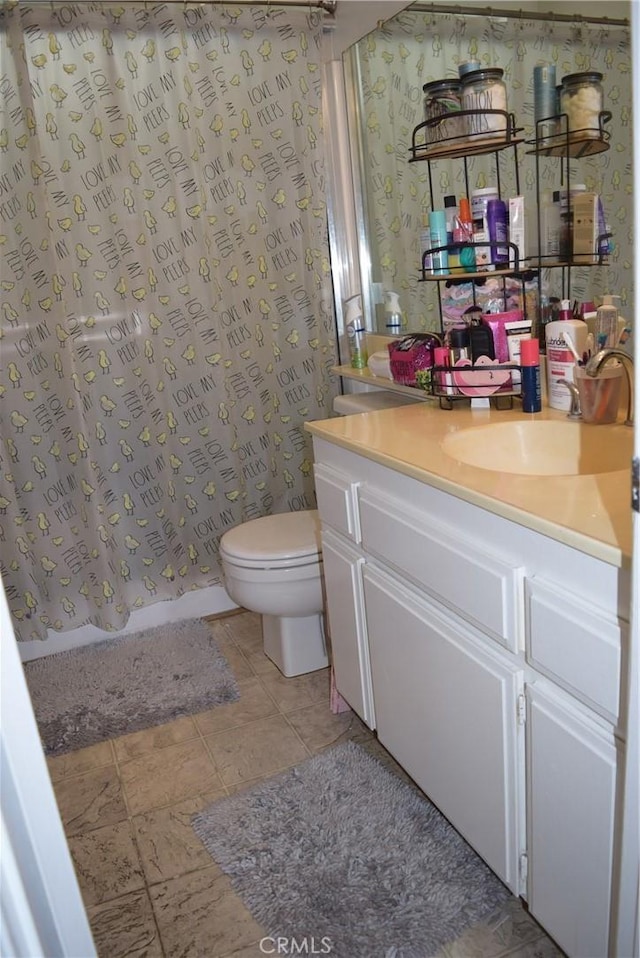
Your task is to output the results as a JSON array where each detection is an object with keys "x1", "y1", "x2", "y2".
[
  {"x1": 481, "y1": 309, "x2": 522, "y2": 363},
  {"x1": 505, "y1": 316, "x2": 532, "y2": 389}
]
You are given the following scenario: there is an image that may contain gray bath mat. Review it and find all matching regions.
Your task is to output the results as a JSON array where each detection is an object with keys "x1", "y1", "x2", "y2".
[
  {"x1": 192, "y1": 741, "x2": 512, "y2": 957},
  {"x1": 24, "y1": 618, "x2": 239, "y2": 756}
]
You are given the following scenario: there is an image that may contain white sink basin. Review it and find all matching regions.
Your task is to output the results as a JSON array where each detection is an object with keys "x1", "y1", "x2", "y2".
[{"x1": 441, "y1": 420, "x2": 632, "y2": 476}]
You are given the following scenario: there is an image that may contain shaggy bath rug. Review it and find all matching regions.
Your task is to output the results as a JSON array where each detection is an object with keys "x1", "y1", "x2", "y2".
[
  {"x1": 192, "y1": 741, "x2": 512, "y2": 958},
  {"x1": 24, "y1": 618, "x2": 239, "y2": 756}
]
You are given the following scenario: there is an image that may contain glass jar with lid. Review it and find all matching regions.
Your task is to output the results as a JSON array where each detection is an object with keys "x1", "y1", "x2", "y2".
[
  {"x1": 422, "y1": 78, "x2": 464, "y2": 148},
  {"x1": 460, "y1": 68, "x2": 508, "y2": 140},
  {"x1": 560, "y1": 71, "x2": 604, "y2": 140}
]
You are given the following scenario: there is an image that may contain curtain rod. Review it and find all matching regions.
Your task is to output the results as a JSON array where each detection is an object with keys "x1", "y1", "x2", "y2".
[
  {"x1": 17, "y1": 0, "x2": 337, "y2": 11},
  {"x1": 408, "y1": 2, "x2": 628, "y2": 27}
]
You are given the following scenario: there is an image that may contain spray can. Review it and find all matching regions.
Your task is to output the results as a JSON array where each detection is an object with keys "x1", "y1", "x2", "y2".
[
  {"x1": 384, "y1": 290, "x2": 405, "y2": 335},
  {"x1": 344, "y1": 294, "x2": 368, "y2": 369},
  {"x1": 520, "y1": 337, "x2": 542, "y2": 413}
]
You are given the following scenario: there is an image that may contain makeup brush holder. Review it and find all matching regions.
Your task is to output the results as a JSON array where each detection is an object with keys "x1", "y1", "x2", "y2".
[{"x1": 574, "y1": 365, "x2": 622, "y2": 424}]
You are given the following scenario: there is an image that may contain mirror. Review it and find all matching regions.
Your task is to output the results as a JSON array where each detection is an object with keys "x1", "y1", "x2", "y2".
[{"x1": 343, "y1": 4, "x2": 632, "y2": 336}]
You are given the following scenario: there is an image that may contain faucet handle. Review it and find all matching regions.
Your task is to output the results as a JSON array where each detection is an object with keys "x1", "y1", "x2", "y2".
[{"x1": 557, "y1": 379, "x2": 582, "y2": 420}]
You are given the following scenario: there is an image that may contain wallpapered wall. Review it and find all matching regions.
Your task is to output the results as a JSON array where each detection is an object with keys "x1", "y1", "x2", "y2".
[{"x1": 348, "y1": 8, "x2": 632, "y2": 332}]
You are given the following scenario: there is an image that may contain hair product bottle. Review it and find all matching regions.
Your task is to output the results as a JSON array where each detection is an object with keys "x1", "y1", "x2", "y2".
[
  {"x1": 487, "y1": 198, "x2": 509, "y2": 266},
  {"x1": 471, "y1": 187, "x2": 499, "y2": 271},
  {"x1": 419, "y1": 210, "x2": 432, "y2": 274},
  {"x1": 444, "y1": 195, "x2": 460, "y2": 272},
  {"x1": 455, "y1": 197, "x2": 476, "y2": 271},
  {"x1": 429, "y1": 210, "x2": 449, "y2": 274}
]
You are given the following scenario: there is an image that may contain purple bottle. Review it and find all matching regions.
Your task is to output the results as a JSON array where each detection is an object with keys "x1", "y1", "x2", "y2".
[{"x1": 487, "y1": 198, "x2": 509, "y2": 265}]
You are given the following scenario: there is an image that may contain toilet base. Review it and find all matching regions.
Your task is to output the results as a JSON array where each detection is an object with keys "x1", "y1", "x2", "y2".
[{"x1": 262, "y1": 612, "x2": 328, "y2": 677}]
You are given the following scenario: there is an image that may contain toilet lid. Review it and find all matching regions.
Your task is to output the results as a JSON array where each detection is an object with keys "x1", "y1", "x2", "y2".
[{"x1": 220, "y1": 510, "x2": 321, "y2": 562}]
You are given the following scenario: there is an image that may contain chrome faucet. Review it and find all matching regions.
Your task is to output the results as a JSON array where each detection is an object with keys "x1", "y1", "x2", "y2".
[
  {"x1": 584, "y1": 348, "x2": 634, "y2": 426},
  {"x1": 557, "y1": 379, "x2": 582, "y2": 419}
]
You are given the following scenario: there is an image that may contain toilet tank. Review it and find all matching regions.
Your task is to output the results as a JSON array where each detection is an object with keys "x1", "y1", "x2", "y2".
[{"x1": 333, "y1": 391, "x2": 421, "y2": 415}]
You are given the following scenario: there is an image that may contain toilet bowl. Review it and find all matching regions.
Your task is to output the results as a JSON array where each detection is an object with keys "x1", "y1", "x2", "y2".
[
  {"x1": 219, "y1": 510, "x2": 327, "y2": 678},
  {"x1": 220, "y1": 389, "x2": 419, "y2": 678}
]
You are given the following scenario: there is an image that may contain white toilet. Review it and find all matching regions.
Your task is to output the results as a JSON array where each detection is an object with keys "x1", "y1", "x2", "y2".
[
  {"x1": 219, "y1": 388, "x2": 421, "y2": 677},
  {"x1": 219, "y1": 509, "x2": 327, "y2": 677}
]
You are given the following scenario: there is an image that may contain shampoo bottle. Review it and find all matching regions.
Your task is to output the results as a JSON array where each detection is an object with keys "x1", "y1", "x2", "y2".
[
  {"x1": 384, "y1": 290, "x2": 405, "y2": 335},
  {"x1": 544, "y1": 299, "x2": 588, "y2": 410}
]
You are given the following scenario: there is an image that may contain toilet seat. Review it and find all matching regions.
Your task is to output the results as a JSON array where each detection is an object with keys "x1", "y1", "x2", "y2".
[
  {"x1": 219, "y1": 510, "x2": 321, "y2": 569},
  {"x1": 220, "y1": 550, "x2": 322, "y2": 572}
]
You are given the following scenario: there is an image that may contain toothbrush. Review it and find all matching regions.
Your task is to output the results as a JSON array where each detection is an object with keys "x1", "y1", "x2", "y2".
[
  {"x1": 562, "y1": 331, "x2": 583, "y2": 365},
  {"x1": 585, "y1": 332, "x2": 594, "y2": 359}
]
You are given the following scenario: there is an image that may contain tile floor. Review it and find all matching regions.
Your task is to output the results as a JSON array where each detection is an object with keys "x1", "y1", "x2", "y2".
[{"x1": 48, "y1": 611, "x2": 565, "y2": 958}]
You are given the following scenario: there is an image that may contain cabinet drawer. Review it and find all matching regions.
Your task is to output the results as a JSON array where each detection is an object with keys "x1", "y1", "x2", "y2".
[
  {"x1": 313, "y1": 463, "x2": 360, "y2": 542},
  {"x1": 360, "y1": 489, "x2": 524, "y2": 651},
  {"x1": 525, "y1": 576, "x2": 623, "y2": 724}
]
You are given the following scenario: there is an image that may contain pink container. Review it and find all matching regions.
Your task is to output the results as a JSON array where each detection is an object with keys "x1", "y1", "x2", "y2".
[
  {"x1": 387, "y1": 334, "x2": 440, "y2": 386},
  {"x1": 481, "y1": 309, "x2": 523, "y2": 363}
]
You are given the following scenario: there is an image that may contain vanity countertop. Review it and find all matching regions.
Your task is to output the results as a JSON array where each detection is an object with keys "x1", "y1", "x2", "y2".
[{"x1": 306, "y1": 402, "x2": 632, "y2": 567}]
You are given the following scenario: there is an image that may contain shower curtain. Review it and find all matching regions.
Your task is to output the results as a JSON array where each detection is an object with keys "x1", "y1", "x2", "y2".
[{"x1": 0, "y1": 2, "x2": 338, "y2": 641}]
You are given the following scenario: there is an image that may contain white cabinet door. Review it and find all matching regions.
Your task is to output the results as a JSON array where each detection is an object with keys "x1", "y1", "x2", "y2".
[
  {"x1": 321, "y1": 528, "x2": 375, "y2": 729},
  {"x1": 526, "y1": 681, "x2": 617, "y2": 958},
  {"x1": 363, "y1": 563, "x2": 524, "y2": 892}
]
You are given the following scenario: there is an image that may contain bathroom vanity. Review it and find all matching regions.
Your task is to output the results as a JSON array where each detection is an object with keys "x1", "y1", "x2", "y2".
[{"x1": 306, "y1": 403, "x2": 631, "y2": 958}]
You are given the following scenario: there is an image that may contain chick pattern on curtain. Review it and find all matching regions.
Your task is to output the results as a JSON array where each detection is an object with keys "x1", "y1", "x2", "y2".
[
  {"x1": 0, "y1": 2, "x2": 338, "y2": 641},
  {"x1": 349, "y1": 9, "x2": 631, "y2": 332}
]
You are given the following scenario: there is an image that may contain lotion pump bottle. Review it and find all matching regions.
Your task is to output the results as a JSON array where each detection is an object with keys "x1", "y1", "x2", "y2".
[
  {"x1": 384, "y1": 290, "x2": 405, "y2": 336},
  {"x1": 544, "y1": 298, "x2": 588, "y2": 411}
]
